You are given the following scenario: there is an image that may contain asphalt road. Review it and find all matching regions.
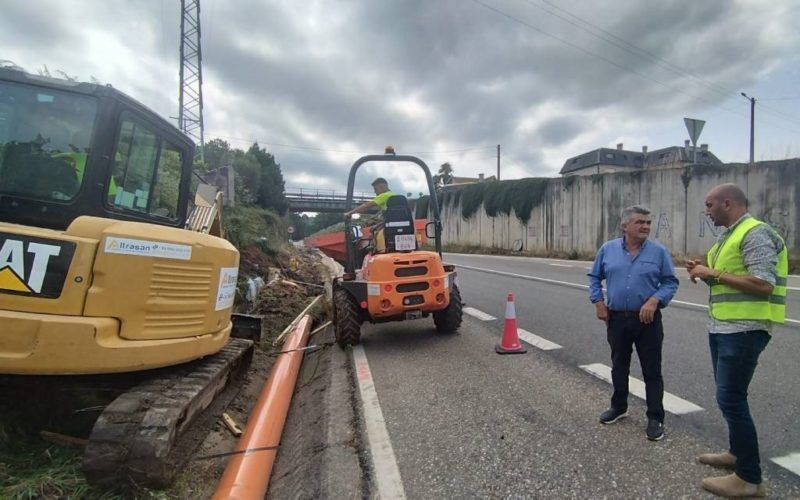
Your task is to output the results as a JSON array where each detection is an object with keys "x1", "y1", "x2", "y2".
[{"x1": 353, "y1": 253, "x2": 800, "y2": 497}]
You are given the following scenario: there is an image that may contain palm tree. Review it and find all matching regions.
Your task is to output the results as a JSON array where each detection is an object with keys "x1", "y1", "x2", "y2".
[{"x1": 435, "y1": 162, "x2": 454, "y2": 187}]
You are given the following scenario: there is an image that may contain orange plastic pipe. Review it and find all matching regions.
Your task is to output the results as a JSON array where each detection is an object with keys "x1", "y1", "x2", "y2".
[{"x1": 213, "y1": 315, "x2": 313, "y2": 500}]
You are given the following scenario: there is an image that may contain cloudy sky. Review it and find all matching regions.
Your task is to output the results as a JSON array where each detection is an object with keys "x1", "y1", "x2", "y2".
[{"x1": 2, "y1": 0, "x2": 799, "y2": 197}]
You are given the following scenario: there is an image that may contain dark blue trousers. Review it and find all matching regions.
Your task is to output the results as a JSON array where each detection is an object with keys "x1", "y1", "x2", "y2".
[
  {"x1": 606, "y1": 310, "x2": 665, "y2": 423},
  {"x1": 709, "y1": 331, "x2": 770, "y2": 484}
]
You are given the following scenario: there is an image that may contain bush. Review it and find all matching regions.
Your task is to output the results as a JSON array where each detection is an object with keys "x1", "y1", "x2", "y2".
[
  {"x1": 415, "y1": 195, "x2": 430, "y2": 218},
  {"x1": 224, "y1": 205, "x2": 284, "y2": 252}
]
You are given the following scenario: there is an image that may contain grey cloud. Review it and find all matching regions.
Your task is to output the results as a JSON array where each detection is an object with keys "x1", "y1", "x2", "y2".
[
  {"x1": 536, "y1": 117, "x2": 585, "y2": 146},
  {"x1": 2, "y1": 0, "x2": 796, "y2": 195}
]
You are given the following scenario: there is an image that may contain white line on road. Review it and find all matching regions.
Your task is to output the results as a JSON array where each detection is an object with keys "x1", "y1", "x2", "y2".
[
  {"x1": 352, "y1": 345, "x2": 406, "y2": 499},
  {"x1": 579, "y1": 363, "x2": 704, "y2": 415},
  {"x1": 518, "y1": 328, "x2": 562, "y2": 350},
  {"x1": 456, "y1": 264, "x2": 800, "y2": 326},
  {"x1": 771, "y1": 452, "x2": 800, "y2": 477},
  {"x1": 464, "y1": 307, "x2": 496, "y2": 321},
  {"x1": 549, "y1": 263, "x2": 572, "y2": 268}
]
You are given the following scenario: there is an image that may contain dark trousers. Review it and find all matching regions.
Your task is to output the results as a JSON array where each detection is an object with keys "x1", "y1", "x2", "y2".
[
  {"x1": 709, "y1": 331, "x2": 770, "y2": 484},
  {"x1": 606, "y1": 310, "x2": 665, "y2": 422}
]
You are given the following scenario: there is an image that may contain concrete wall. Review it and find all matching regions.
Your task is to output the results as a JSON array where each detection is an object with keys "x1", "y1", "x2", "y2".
[{"x1": 438, "y1": 159, "x2": 798, "y2": 260}]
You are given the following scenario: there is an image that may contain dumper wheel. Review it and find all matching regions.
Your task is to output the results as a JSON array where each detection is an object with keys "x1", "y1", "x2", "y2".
[
  {"x1": 334, "y1": 288, "x2": 361, "y2": 347},
  {"x1": 434, "y1": 285, "x2": 463, "y2": 333}
]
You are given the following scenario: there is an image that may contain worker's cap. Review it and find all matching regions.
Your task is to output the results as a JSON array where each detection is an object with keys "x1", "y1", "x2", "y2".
[{"x1": 371, "y1": 177, "x2": 388, "y2": 186}]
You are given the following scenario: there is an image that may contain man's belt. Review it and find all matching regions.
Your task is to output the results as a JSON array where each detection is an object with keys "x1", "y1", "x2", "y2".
[{"x1": 609, "y1": 310, "x2": 640, "y2": 318}]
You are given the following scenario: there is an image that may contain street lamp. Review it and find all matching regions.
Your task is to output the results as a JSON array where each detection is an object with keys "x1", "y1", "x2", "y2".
[{"x1": 741, "y1": 92, "x2": 755, "y2": 166}]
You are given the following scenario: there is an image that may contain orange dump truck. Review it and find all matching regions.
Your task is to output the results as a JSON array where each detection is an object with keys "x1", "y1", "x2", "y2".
[{"x1": 305, "y1": 219, "x2": 428, "y2": 265}]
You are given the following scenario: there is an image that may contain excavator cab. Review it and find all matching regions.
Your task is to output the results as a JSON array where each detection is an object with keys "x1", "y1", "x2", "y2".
[
  {"x1": 0, "y1": 68, "x2": 254, "y2": 487},
  {"x1": 332, "y1": 147, "x2": 463, "y2": 346},
  {"x1": 0, "y1": 67, "x2": 242, "y2": 374}
]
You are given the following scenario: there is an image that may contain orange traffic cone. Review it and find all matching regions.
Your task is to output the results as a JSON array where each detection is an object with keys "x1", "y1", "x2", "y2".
[{"x1": 496, "y1": 293, "x2": 527, "y2": 354}]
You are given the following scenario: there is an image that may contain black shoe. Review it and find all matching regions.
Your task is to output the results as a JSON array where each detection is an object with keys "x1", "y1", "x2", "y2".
[
  {"x1": 599, "y1": 407, "x2": 628, "y2": 424},
  {"x1": 646, "y1": 419, "x2": 665, "y2": 441}
]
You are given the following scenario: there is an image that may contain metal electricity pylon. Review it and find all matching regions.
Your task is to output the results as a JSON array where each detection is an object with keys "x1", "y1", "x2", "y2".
[{"x1": 178, "y1": 0, "x2": 205, "y2": 161}]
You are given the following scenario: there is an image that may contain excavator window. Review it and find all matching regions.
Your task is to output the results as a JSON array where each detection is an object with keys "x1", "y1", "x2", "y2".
[
  {"x1": 108, "y1": 113, "x2": 182, "y2": 220},
  {"x1": 0, "y1": 81, "x2": 97, "y2": 203}
]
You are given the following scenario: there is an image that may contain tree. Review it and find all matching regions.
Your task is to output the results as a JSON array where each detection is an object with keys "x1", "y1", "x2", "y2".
[
  {"x1": 433, "y1": 162, "x2": 454, "y2": 190},
  {"x1": 204, "y1": 138, "x2": 233, "y2": 170},
  {"x1": 249, "y1": 143, "x2": 288, "y2": 215}
]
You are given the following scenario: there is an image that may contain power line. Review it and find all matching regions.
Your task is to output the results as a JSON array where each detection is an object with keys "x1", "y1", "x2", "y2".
[
  {"x1": 520, "y1": 0, "x2": 800, "y2": 129},
  {"x1": 521, "y1": 0, "x2": 732, "y2": 99},
  {"x1": 471, "y1": 0, "x2": 733, "y2": 107},
  {"x1": 471, "y1": 0, "x2": 800, "y2": 135}
]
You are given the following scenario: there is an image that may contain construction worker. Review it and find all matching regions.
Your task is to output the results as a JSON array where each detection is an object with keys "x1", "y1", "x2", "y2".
[
  {"x1": 687, "y1": 183, "x2": 787, "y2": 498},
  {"x1": 344, "y1": 177, "x2": 396, "y2": 252}
]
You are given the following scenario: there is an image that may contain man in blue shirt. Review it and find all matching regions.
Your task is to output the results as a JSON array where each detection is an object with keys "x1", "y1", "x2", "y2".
[{"x1": 588, "y1": 205, "x2": 679, "y2": 441}]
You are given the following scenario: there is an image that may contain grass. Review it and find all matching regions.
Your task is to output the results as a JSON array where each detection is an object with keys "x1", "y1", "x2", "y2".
[
  {"x1": 0, "y1": 436, "x2": 174, "y2": 499},
  {"x1": 0, "y1": 443, "x2": 91, "y2": 499}
]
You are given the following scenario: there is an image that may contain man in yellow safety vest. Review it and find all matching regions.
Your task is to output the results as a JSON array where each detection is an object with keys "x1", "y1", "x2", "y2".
[
  {"x1": 344, "y1": 177, "x2": 396, "y2": 253},
  {"x1": 687, "y1": 183, "x2": 788, "y2": 498}
]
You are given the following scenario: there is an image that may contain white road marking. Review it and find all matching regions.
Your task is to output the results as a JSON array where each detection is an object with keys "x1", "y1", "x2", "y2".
[
  {"x1": 772, "y1": 452, "x2": 800, "y2": 477},
  {"x1": 518, "y1": 328, "x2": 562, "y2": 350},
  {"x1": 456, "y1": 264, "x2": 800, "y2": 326},
  {"x1": 579, "y1": 363, "x2": 704, "y2": 415},
  {"x1": 464, "y1": 307, "x2": 496, "y2": 321},
  {"x1": 549, "y1": 263, "x2": 572, "y2": 268},
  {"x1": 352, "y1": 345, "x2": 406, "y2": 499},
  {"x1": 457, "y1": 263, "x2": 589, "y2": 291}
]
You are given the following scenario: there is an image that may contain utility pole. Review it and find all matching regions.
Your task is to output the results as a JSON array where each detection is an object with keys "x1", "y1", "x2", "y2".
[
  {"x1": 179, "y1": 0, "x2": 205, "y2": 162},
  {"x1": 496, "y1": 144, "x2": 500, "y2": 180},
  {"x1": 741, "y1": 92, "x2": 755, "y2": 166}
]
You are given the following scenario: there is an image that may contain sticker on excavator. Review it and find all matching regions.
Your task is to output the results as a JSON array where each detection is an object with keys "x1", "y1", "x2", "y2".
[
  {"x1": 394, "y1": 234, "x2": 416, "y2": 251},
  {"x1": 0, "y1": 232, "x2": 75, "y2": 298},
  {"x1": 215, "y1": 267, "x2": 238, "y2": 311},
  {"x1": 104, "y1": 237, "x2": 192, "y2": 260}
]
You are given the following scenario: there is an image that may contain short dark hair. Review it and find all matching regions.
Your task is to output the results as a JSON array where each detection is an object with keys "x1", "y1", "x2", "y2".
[{"x1": 371, "y1": 177, "x2": 388, "y2": 187}]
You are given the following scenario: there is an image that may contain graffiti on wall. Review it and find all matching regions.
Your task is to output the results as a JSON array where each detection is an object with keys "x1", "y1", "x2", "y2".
[
  {"x1": 699, "y1": 208, "x2": 791, "y2": 240},
  {"x1": 699, "y1": 212, "x2": 723, "y2": 238},
  {"x1": 654, "y1": 213, "x2": 672, "y2": 240},
  {"x1": 761, "y1": 207, "x2": 790, "y2": 240}
]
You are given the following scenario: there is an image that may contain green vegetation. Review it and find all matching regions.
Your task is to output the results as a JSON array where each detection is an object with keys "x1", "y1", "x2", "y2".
[
  {"x1": 288, "y1": 212, "x2": 344, "y2": 241},
  {"x1": 224, "y1": 204, "x2": 285, "y2": 252},
  {"x1": 432, "y1": 162, "x2": 454, "y2": 189},
  {"x1": 0, "y1": 440, "x2": 169, "y2": 500},
  {"x1": 415, "y1": 195, "x2": 430, "y2": 218},
  {"x1": 202, "y1": 139, "x2": 288, "y2": 215},
  {"x1": 448, "y1": 178, "x2": 551, "y2": 224}
]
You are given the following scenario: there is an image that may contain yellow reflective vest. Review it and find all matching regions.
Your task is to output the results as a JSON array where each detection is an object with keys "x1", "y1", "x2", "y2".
[{"x1": 707, "y1": 216, "x2": 788, "y2": 323}]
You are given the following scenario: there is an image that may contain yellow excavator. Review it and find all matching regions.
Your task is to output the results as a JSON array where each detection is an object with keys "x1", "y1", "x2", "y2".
[{"x1": 0, "y1": 68, "x2": 254, "y2": 486}]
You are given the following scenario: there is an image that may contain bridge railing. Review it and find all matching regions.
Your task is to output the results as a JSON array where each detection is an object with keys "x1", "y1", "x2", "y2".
[{"x1": 285, "y1": 187, "x2": 373, "y2": 202}]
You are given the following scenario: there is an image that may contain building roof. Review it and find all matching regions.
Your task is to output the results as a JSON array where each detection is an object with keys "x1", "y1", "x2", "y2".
[{"x1": 560, "y1": 145, "x2": 722, "y2": 174}]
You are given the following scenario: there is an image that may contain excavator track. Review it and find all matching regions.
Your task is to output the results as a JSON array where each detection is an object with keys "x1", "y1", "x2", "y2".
[{"x1": 82, "y1": 337, "x2": 254, "y2": 488}]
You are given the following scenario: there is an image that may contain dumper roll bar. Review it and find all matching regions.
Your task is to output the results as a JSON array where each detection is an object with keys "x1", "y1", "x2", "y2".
[{"x1": 344, "y1": 153, "x2": 442, "y2": 274}]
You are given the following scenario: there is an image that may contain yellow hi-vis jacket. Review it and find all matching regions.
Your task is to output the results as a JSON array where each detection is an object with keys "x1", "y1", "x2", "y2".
[{"x1": 707, "y1": 216, "x2": 788, "y2": 323}]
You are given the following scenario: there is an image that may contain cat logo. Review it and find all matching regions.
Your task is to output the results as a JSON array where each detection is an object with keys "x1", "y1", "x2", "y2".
[{"x1": 0, "y1": 232, "x2": 76, "y2": 298}]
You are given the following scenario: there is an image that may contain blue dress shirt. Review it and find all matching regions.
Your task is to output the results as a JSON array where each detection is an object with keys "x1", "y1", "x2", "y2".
[{"x1": 588, "y1": 238, "x2": 679, "y2": 311}]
